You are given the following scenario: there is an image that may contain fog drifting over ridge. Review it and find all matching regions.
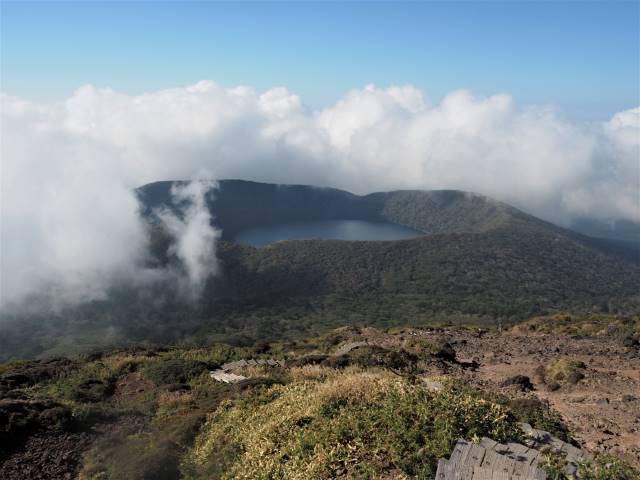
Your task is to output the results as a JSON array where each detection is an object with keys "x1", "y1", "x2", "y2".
[{"x1": 1, "y1": 81, "x2": 638, "y2": 308}]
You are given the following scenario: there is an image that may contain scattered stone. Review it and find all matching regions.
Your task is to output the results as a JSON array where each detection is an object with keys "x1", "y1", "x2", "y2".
[
  {"x1": 547, "y1": 382, "x2": 561, "y2": 392},
  {"x1": 622, "y1": 334, "x2": 640, "y2": 349},
  {"x1": 433, "y1": 342, "x2": 457, "y2": 362},
  {"x1": 501, "y1": 375, "x2": 534, "y2": 391}
]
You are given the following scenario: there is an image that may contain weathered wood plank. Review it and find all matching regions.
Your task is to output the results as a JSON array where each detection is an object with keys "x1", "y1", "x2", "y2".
[
  {"x1": 480, "y1": 437, "x2": 499, "y2": 451},
  {"x1": 472, "y1": 465, "x2": 494, "y2": 479},
  {"x1": 448, "y1": 439, "x2": 470, "y2": 469},
  {"x1": 459, "y1": 443, "x2": 486, "y2": 478},
  {"x1": 436, "y1": 458, "x2": 453, "y2": 479},
  {"x1": 436, "y1": 435, "x2": 554, "y2": 480},
  {"x1": 209, "y1": 370, "x2": 247, "y2": 383}
]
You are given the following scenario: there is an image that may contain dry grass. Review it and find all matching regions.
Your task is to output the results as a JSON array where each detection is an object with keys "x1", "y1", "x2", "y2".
[
  {"x1": 183, "y1": 369, "x2": 522, "y2": 480},
  {"x1": 235, "y1": 365, "x2": 274, "y2": 378},
  {"x1": 157, "y1": 391, "x2": 194, "y2": 408},
  {"x1": 102, "y1": 354, "x2": 151, "y2": 374},
  {"x1": 287, "y1": 364, "x2": 331, "y2": 382},
  {"x1": 509, "y1": 314, "x2": 640, "y2": 337}
]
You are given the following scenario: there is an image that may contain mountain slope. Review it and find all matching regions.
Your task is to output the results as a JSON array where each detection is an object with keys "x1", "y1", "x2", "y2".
[
  {"x1": 137, "y1": 179, "x2": 535, "y2": 238},
  {"x1": 1, "y1": 180, "x2": 638, "y2": 361},
  {"x1": 138, "y1": 180, "x2": 639, "y2": 342}
]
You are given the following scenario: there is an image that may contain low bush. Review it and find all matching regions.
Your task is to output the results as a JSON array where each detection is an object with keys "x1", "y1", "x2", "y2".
[
  {"x1": 0, "y1": 399, "x2": 72, "y2": 451},
  {"x1": 509, "y1": 314, "x2": 640, "y2": 338},
  {"x1": 540, "y1": 359, "x2": 586, "y2": 389},
  {"x1": 404, "y1": 338, "x2": 457, "y2": 362},
  {"x1": 34, "y1": 361, "x2": 116, "y2": 405},
  {"x1": 578, "y1": 453, "x2": 640, "y2": 480},
  {"x1": 344, "y1": 345, "x2": 418, "y2": 371},
  {"x1": 141, "y1": 358, "x2": 211, "y2": 386},
  {"x1": 541, "y1": 451, "x2": 640, "y2": 480},
  {"x1": 285, "y1": 354, "x2": 328, "y2": 368},
  {"x1": 184, "y1": 370, "x2": 522, "y2": 479},
  {"x1": 505, "y1": 398, "x2": 573, "y2": 443}
]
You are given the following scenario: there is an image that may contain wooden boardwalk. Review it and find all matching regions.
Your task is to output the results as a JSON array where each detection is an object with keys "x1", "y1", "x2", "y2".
[
  {"x1": 436, "y1": 438, "x2": 547, "y2": 480},
  {"x1": 436, "y1": 425, "x2": 591, "y2": 480},
  {"x1": 209, "y1": 370, "x2": 247, "y2": 383},
  {"x1": 209, "y1": 358, "x2": 286, "y2": 383},
  {"x1": 219, "y1": 358, "x2": 285, "y2": 371}
]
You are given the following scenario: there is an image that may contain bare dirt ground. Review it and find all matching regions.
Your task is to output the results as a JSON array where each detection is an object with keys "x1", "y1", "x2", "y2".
[{"x1": 357, "y1": 326, "x2": 640, "y2": 467}]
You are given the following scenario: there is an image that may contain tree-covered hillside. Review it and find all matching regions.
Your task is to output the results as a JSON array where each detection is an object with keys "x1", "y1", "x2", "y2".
[{"x1": 1, "y1": 180, "x2": 638, "y2": 361}]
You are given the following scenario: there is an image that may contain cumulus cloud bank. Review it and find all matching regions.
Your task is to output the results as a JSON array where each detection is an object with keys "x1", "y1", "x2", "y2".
[{"x1": 1, "y1": 81, "x2": 638, "y2": 307}]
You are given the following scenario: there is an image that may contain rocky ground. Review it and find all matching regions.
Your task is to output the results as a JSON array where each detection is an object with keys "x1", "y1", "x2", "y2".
[
  {"x1": 356, "y1": 325, "x2": 640, "y2": 467},
  {"x1": 1, "y1": 320, "x2": 638, "y2": 478},
  {"x1": 0, "y1": 430, "x2": 92, "y2": 480}
]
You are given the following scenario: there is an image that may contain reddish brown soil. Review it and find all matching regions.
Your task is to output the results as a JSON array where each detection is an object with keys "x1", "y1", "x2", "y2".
[{"x1": 359, "y1": 327, "x2": 640, "y2": 467}]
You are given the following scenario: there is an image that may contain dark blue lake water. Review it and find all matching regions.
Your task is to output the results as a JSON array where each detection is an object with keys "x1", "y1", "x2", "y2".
[{"x1": 232, "y1": 220, "x2": 423, "y2": 247}]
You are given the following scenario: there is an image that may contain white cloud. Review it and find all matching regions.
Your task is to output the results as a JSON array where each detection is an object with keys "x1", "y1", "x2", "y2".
[
  {"x1": 1, "y1": 82, "x2": 638, "y2": 308},
  {"x1": 155, "y1": 179, "x2": 219, "y2": 300}
]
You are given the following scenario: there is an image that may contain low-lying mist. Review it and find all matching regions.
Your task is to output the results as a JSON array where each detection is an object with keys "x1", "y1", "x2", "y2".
[{"x1": 1, "y1": 82, "x2": 638, "y2": 309}]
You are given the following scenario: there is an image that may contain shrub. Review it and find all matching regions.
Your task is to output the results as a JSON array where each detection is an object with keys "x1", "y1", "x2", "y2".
[
  {"x1": 184, "y1": 370, "x2": 522, "y2": 479},
  {"x1": 577, "y1": 453, "x2": 640, "y2": 480},
  {"x1": 346, "y1": 345, "x2": 418, "y2": 371},
  {"x1": 505, "y1": 398, "x2": 573, "y2": 443},
  {"x1": 404, "y1": 338, "x2": 456, "y2": 362},
  {"x1": 541, "y1": 451, "x2": 640, "y2": 480},
  {"x1": 321, "y1": 346, "x2": 417, "y2": 372},
  {"x1": 0, "y1": 399, "x2": 72, "y2": 451},
  {"x1": 541, "y1": 359, "x2": 586, "y2": 388},
  {"x1": 36, "y1": 361, "x2": 116, "y2": 405},
  {"x1": 285, "y1": 354, "x2": 328, "y2": 368},
  {"x1": 70, "y1": 378, "x2": 114, "y2": 403},
  {"x1": 141, "y1": 358, "x2": 210, "y2": 386}
]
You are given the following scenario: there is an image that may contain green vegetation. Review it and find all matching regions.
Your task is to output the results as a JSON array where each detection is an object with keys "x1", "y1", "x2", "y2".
[
  {"x1": 141, "y1": 358, "x2": 212, "y2": 386},
  {"x1": 183, "y1": 369, "x2": 522, "y2": 479},
  {"x1": 541, "y1": 451, "x2": 640, "y2": 480},
  {"x1": 577, "y1": 454, "x2": 640, "y2": 480},
  {"x1": 510, "y1": 313, "x2": 640, "y2": 337},
  {"x1": 1, "y1": 327, "x2": 638, "y2": 479},
  {"x1": 404, "y1": 338, "x2": 457, "y2": 361},
  {"x1": 502, "y1": 398, "x2": 574, "y2": 444},
  {"x1": 2, "y1": 182, "x2": 639, "y2": 362},
  {"x1": 539, "y1": 358, "x2": 586, "y2": 390}
]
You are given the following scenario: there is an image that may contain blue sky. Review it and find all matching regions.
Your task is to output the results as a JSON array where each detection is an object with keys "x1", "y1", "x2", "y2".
[{"x1": 1, "y1": 1, "x2": 638, "y2": 119}]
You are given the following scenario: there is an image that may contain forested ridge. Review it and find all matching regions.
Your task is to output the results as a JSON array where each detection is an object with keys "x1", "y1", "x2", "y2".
[{"x1": 1, "y1": 180, "x2": 638, "y2": 361}]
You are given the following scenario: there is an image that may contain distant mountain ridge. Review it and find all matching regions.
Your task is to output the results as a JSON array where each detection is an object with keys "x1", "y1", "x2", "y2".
[
  {"x1": 137, "y1": 179, "x2": 637, "y2": 260},
  {"x1": 1, "y1": 180, "x2": 638, "y2": 361},
  {"x1": 138, "y1": 180, "x2": 639, "y2": 326},
  {"x1": 137, "y1": 179, "x2": 555, "y2": 239}
]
